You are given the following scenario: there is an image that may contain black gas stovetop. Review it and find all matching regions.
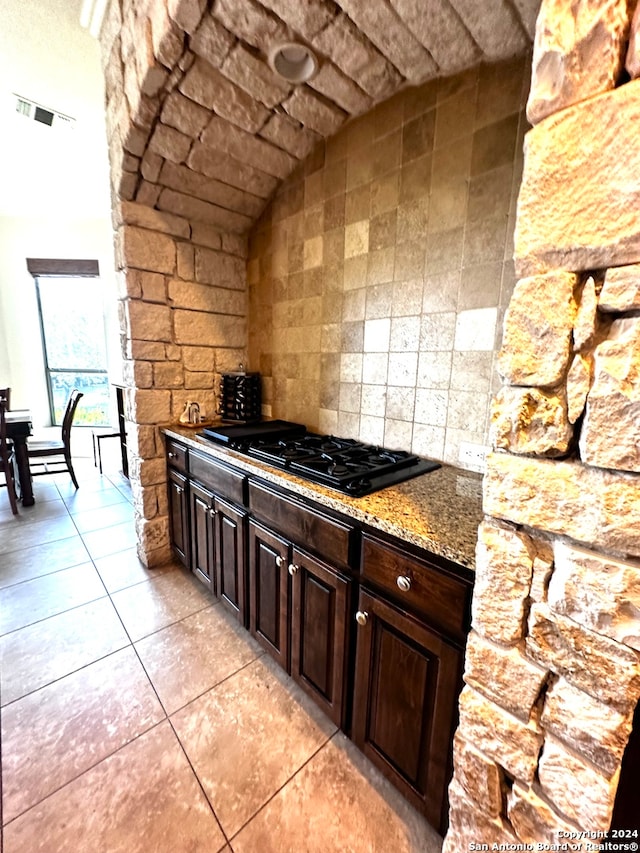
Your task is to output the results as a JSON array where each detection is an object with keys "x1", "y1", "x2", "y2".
[{"x1": 199, "y1": 421, "x2": 440, "y2": 497}]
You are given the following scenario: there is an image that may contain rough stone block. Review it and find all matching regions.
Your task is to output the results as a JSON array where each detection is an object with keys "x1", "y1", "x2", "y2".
[
  {"x1": 129, "y1": 340, "x2": 166, "y2": 360},
  {"x1": 507, "y1": 782, "x2": 582, "y2": 845},
  {"x1": 548, "y1": 539, "x2": 640, "y2": 651},
  {"x1": 541, "y1": 676, "x2": 634, "y2": 777},
  {"x1": 161, "y1": 91, "x2": 211, "y2": 137},
  {"x1": 336, "y1": 0, "x2": 437, "y2": 82},
  {"x1": 152, "y1": 361, "x2": 184, "y2": 389},
  {"x1": 182, "y1": 346, "x2": 215, "y2": 372},
  {"x1": 529, "y1": 541, "x2": 554, "y2": 604},
  {"x1": 443, "y1": 780, "x2": 516, "y2": 853},
  {"x1": 626, "y1": 2, "x2": 640, "y2": 77},
  {"x1": 389, "y1": 0, "x2": 479, "y2": 74},
  {"x1": 497, "y1": 271, "x2": 578, "y2": 386},
  {"x1": 147, "y1": 0, "x2": 184, "y2": 69},
  {"x1": 528, "y1": 0, "x2": 631, "y2": 124},
  {"x1": 221, "y1": 43, "x2": 291, "y2": 109},
  {"x1": 168, "y1": 280, "x2": 246, "y2": 316},
  {"x1": 190, "y1": 223, "x2": 224, "y2": 251},
  {"x1": 516, "y1": 81, "x2": 640, "y2": 276},
  {"x1": 452, "y1": 733, "x2": 503, "y2": 817},
  {"x1": 129, "y1": 389, "x2": 172, "y2": 424},
  {"x1": 472, "y1": 519, "x2": 536, "y2": 644},
  {"x1": 314, "y1": 14, "x2": 401, "y2": 100},
  {"x1": 309, "y1": 63, "x2": 372, "y2": 116},
  {"x1": 600, "y1": 263, "x2": 640, "y2": 311},
  {"x1": 125, "y1": 300, "x2": 172, "y2": 343},
  {"x1": 457, "y1": 686, "x2": 544, "y2": 783},
  {"x1": 447, "y1": 0, "x2": 528, "y2": 60},
  {"x1": 194, "y1": 248, "x2": 245, "y2": 289},
  {"x1": 125, "y1": 424, "x2": 159, "y2": 459},
  {"x1": 201, "y1": 116, "x2": 297, "y2": 179},
  {"x1": 527, "y1": 602, "x2": 640, "y2": 710},
  {"x1": 180, "y1": 58, "x2": 269, "y2": 133},
  {"x1": 573, "y1": 275, "x2": 598, "y2": 352},
  {"x1": 185, "y1": 370, "x2": 214, "y2": 390},
  {"x1": 121, "y1": 201, "x2": 190, "y2": 239},
  {"x1": 176, "y1": 243, "x2": 195, "y2": 280},
  {"x1": 566, "y1": 352, "x2": 592, "y2": 424},
  {"x1": 484, "y1": 452, "x2": 640, "y2": 558},
  {"x1": 167, "y1": 0, "x2": 206, "y2": 35},
  {"x1": 118, "y1": 226, "x2": 176, "y2": 275},
  {"x1": 490, "y1": 385, "x2": 573, "y2": 456},
  {"x1": 148, "y1": 123, "x2": 192, "y2": 164},
  {"x1": 140, "y1": 150, "x2": 163, "y2": 183},
  {"x1": 188, "y1": 143, "x2": 278, "y2": 199},
  {"x1": 212, "y1": 0, "x2": 287, "y2": 54},
  {"x1": 260, "y1": 113, "x2": 320, "y2": 160},
  {"x1": 538, "y1": 735, "x2": 620, "y2": 832},
  {"x1": 173, "y1": 310, "x2": 246, "y2": 347},
  {"x1": 255, "y1": 0, "x2": 334, "y2": 40},
  {"x1": 156, "y1": 187, "x2": 251, "y2": 233},
  {"x1": 190, "y1": 12, "x2": 234, "y2": 64},
  {"x1": 159, "y1": 161, "x2": 264, "y2": 218},
  {"x1": 464, "y1": 631, "x2": 548, "y2": 720},
  {"x1": 580, "y1": 317, "x2": 640, "y2": 472},
  {"x1": 283, "y1": 88, "x2": 347, "y2": 137}
]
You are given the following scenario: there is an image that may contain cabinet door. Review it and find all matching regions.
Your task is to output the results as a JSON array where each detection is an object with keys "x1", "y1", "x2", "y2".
[
  {"x1": 248, "y1": 520, "x2": 290, "y2": 670},
  {"x1": 214, "y1": 496, "x2": 247, "y2": 624},
  {"x1": 190, "y1": 481, "x2": 215, "y2": 591},
  {"x1": 352, "y1": 589, "x2": 462, "y2": 834},
  {"x1": 167, "y1": 468, "x2": 189, "y2": 567},
  {"x1": 290, "y1": 547, "x2": 350, "y2": 728}
]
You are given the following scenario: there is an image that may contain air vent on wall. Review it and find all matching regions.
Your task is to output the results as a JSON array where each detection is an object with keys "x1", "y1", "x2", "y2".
[{"x1": 13, "y1": 95, "x2": 76, "y2": 130}]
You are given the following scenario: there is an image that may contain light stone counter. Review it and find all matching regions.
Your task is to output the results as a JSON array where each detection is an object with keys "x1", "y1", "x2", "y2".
[{"x1": 163, "y1": 426, "x2": 483, "y2": 572}]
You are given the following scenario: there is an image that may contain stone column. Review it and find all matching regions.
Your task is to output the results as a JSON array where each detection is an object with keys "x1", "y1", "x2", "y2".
[{"x1": 444, "y1": 0, "x2": 640, "y2": 847}]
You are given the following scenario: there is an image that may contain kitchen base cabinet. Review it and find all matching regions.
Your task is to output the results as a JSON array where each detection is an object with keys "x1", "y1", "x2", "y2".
[
  {"x1": 290, "y1": 546, "x2": 350, "y2": 728},
  {"x1": 248, "y1": 520, "x2": 290, "y2": 670},
  {"x1": 352, "y1": 589, "x2": 462, "y2": 835},
  {"x1": 168, "y1": 467, "x2": 189, "y2": 568},
  {"x1": 214, "y1": 496, "x2": 247, "y2": 622},
  {"x1": 190, "y1": 481, "x2": 215, "y2": 591}
]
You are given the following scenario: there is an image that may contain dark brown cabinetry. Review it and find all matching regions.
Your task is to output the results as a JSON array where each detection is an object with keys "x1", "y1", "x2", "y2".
[
  {"x1": 167, "y1": 443, "x2": 189, "y2": 568},
  {"x1": 352, "y1": 590, "x2": 462, "y2": 834},
  {"x1": 165, "y1": 436, "x2": 472, "y2": 833}
]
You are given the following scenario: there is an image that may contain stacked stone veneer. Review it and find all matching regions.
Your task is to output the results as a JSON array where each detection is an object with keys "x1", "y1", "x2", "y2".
[
  {"x1": 444, "y1": 1, "x2": 640, "y2": 848},
  {"x1": 99, "y1": 0, "x2": 250, "y2": 566}
]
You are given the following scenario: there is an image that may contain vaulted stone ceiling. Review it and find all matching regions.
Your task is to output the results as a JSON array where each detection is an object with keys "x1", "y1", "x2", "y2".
[{"x1": 102, "y1": 0, "x2": 541, "y2": 234}]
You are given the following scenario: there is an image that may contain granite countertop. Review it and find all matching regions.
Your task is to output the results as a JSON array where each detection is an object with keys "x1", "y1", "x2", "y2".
[{"x1": 163, "y1": 425, "x2": 484, "y2": 572}]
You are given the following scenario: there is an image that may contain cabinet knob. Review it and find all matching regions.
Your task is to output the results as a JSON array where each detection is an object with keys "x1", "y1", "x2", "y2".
[
  {"x1": 209, "y1": 508, "x2": 216, "y2": 518},
  {"x1": 396, "y1": 575, "x2": 412, "y2": 592},
  {"x1": 275, "y1": 555, "x2": 284, "y2": 568},
  {"x1": 355, "y1": 610, "x2": 369, "y2": 627},
  {"x1": 168, "y1": 451, "x2": 176, "y2": 459},
  {"x1": 288, "y1": 563, "x2": 299, "y2": 576},
  {"x1": 176, "y1": 486, "x2": 183, "y2": 495}
]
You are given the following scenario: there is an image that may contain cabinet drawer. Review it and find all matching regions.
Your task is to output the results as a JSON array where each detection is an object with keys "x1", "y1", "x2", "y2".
[
  {"x1": 249, "y1": 481, "x2": 355, "y2": 570},
  {"x1": 360, "y1": 535, "x2": 470, "y2": 640},
  {"x1": 166, "y1": 440, "x2": 187, "y2": 473},
  {"x1": 189, "y1": 450, "x2": 246, "y2": 506}
]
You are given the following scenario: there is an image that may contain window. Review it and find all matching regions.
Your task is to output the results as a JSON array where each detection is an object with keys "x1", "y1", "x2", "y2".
[{"x1": 27, "y1": 258, "x2": 110, "y2": 427}]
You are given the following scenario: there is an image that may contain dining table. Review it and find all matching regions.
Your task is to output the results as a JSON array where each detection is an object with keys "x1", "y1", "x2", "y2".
[{"x1": 6, "y1": 410, "x2": 34, "y2": 506}]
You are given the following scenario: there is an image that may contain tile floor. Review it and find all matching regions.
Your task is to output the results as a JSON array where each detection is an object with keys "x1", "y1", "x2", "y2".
[{"x1": 0, "y1": 453, "x2": 443, "y2": 853}]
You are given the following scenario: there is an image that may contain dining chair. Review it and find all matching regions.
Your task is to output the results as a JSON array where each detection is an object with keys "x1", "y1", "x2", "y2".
[
  {"x1": 28, "y1": 389, "x2": 84, "y2": 489},
  {"x1": 0, "y1": 397, "x2": 19, "y2": 515},
  {"x1": 0, "y1": 387, "x2": 10, "y2": 410}
]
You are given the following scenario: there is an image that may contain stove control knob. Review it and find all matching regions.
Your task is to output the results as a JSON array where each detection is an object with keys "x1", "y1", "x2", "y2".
[
  {"x1": 288, "y1": 563, "x2": 299, "y2": 576},
  {"x1": 275, "y1": 555, "x2": 284, "y2": 568},
  {"x1": 355, "y1": 610, "x2": 369, "y2": 627},
  {"x1": 396, "y1": 575, "x2": 412, "y2": 592}
]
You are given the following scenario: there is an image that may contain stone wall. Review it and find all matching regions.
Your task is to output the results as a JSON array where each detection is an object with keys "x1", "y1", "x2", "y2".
[
  {"x1": 99, "y1": 0, "x2": 248, "y2": 566},
  {"x1": 444, "y1": 1, "x2": 640, "y2": 847},
  {"x1": 248, "y1": 56, "x2": 528, "y2": 468}
]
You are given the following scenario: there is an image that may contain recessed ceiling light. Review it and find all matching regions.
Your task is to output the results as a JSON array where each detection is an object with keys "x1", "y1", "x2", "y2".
[{"x1": 268, "y1": 42, "x2": 318, "y2": 83}]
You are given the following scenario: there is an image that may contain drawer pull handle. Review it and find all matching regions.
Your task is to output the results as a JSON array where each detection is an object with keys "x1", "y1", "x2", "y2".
[
  {"x1": 168, "y1": 452, "x2": 176, "y2": 459},
  {"x1": 176, "y1": 486, "x2": 183, "y2": 495},
  {"x1": 355, "y1": 610, "x2": 369, "y2": 627},
  {"x1": 396, "y1": 575, "x2": 412, "y2": 592},
  {"x1": 275, "y1": 555, "x2": 284, "y2": 568},
  {"x1": 209, "y1": 508, "x2": 216, "y2": 518},
  {"x1": 288, "y1": 563, "x2": 299, "y2": 576}
]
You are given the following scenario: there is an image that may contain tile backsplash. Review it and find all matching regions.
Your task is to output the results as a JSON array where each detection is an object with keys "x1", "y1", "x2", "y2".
[{"x1": 248, "y1": 56, "x2": 529, "y2": 469}]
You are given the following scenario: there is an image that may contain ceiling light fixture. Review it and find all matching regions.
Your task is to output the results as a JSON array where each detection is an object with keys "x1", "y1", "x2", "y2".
[{"x1": 268, "y1": 42, "x2": 318, "y2": 83}]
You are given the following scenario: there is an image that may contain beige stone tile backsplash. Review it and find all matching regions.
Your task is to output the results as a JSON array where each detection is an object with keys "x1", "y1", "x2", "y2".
[{"x1": 248, "y1": 56, "x2": 529, "y2": 469}]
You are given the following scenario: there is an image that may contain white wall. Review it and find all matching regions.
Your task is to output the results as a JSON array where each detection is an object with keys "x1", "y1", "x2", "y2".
[{"x1": 0, "y1": 0, "x2": 119, "y2": 426}]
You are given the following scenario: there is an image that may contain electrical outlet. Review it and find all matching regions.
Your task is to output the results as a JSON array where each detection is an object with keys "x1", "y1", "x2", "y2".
[{"x1": 458, "y1": 441, "x2": 488, "y2": 472}]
